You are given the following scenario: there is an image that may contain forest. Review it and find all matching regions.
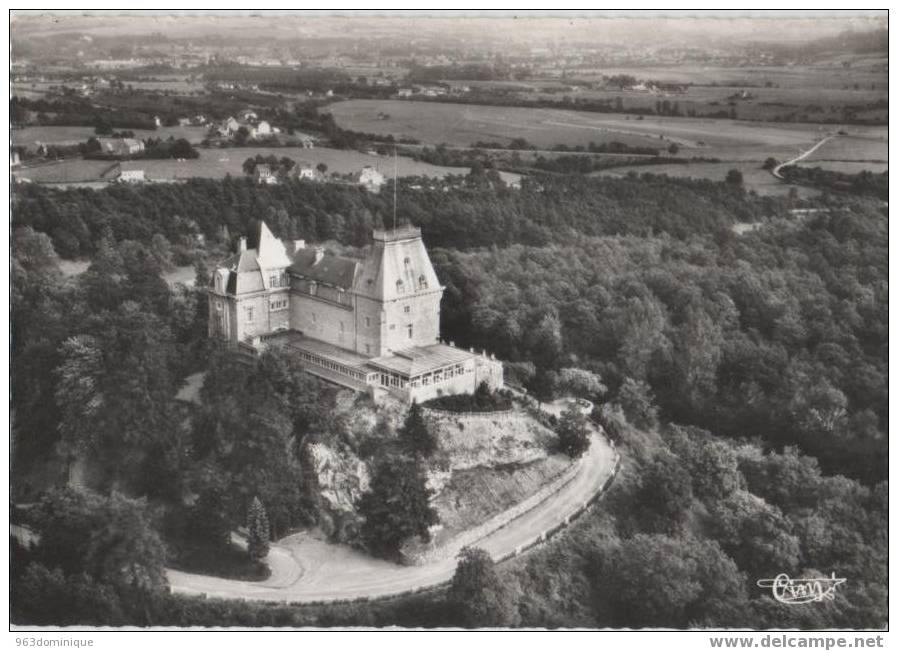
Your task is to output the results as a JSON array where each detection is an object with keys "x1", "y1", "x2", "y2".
[{"x1": 10, "y1": 168, "x2": 888, "y2": 627}]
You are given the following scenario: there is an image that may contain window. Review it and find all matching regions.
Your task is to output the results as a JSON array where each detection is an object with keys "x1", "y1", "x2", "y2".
[
  {"x1": 365, "y1": 316, "x2": 371, "y2": 327},
  {"x1": 312, "y1": 313, "x2": 317, "y2": 323},
  {"x1": 246, "y1": 306, "x2": 254, "y2": 322},
  {"x1": 309, "y1": 281, "x2": 318, "y2": 296},
  {"x1": 422, "y1": 374, "x2": 431, "y2": 386},
  {"x1": 270, "y1": 299, "x2": 287, "y2": 311},
  {"x1": 407, "y1": 324, "x2": 413, "y2": 339},
  {"x1": 340, "y1": 321, "x2": 345, "y2": 332},
  {"x1": 396, "y1": 279, "x2": 405, "y2": 294},
  {"x1": 404, "y1": 305, "x2": 411, "y2": 314},
  {"x1": 216, "y1": 301, "x2": 222, "y2": 311},
  {"x1": 404, "y1": 256, "x2": 410, "y2": 265},
  {"x1": 269, "y1": 274, "x2": 279, "y2": 287},
  {"x1": 418, "y1": 274, "x2": 428, "y2": 290}
]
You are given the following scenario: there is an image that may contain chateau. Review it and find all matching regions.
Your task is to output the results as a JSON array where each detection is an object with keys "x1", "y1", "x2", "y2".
[{"x1": 208, "y1": 222, "x2": 503, "y2": 402}]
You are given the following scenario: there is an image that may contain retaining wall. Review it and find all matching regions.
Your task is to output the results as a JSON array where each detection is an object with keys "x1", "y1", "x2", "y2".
[{"x1": 400, "y1": 455, "x2": 582, "y2": 565}]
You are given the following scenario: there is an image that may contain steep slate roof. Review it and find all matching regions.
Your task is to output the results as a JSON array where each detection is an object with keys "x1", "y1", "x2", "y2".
[
  {"x1": 215, "y1": 222, "x2": 293, "y2": 295},
  {"x1": 352, "y1": 228, "x2": 442, "y2": 302},
  {"x1": 290, "y1": 250, "x2": 359, "y2": 289},
  {"x1": 216, "y1": 223, "x2": 442, "y2": 301}
]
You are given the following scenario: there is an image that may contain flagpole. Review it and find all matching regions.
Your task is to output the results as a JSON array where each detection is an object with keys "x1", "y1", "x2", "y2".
[{"x1": 393, "y1": 146, "x2": 398, "y2": 231}]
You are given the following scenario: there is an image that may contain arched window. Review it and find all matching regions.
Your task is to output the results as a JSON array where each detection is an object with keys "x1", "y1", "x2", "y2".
[
  {"x1": 418, "y1": 274, "x2": 428, "y2": 289},
  {"x1": 396, "y1": 278, "x2": 405, "y2": 294}
]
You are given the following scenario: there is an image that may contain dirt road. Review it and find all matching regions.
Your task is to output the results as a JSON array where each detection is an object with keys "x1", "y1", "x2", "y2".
[{"x1": 772, "y1": 134, "x2": 835, "y2": 179}]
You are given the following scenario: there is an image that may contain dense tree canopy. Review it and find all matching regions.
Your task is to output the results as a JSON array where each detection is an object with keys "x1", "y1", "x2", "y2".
[{"x1": 10, "y1": 164, "x2": 886, "y2": 628}]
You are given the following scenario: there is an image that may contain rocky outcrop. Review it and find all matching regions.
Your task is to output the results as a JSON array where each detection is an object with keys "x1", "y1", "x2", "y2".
[
  {"x1": 306, "y1": 442, "x2": 370, "y2": 543},
  {"x1": 425, "y1": 409, "x2": 555, "y2": 470}
]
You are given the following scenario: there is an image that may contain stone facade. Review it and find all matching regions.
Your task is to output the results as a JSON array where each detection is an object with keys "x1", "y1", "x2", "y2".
[{"x1": 209, "y1": 222, "x2": 503, "y2": 402}]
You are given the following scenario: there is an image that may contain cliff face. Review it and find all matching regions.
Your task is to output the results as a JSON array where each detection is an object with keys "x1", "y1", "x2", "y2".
[
  {"x1": 306, "y1": 442, "x2": 370, "y2": 543},
  {"x1": 304, "y1": 398, "x2": 559, "y2": 550},
  {"x1": 426, "y1": 410, "x2": 556, "y2": 470}
]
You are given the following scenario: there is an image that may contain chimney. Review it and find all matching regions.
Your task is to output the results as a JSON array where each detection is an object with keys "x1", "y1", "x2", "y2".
[
  {"x1": 238, "y1": 236, "x2": 247, "y2": 252},
  {"x1": 313, "y1": 247, "x2": 325, "y2": 264},
  {"x1": 293, "y1": 239, "x2": 306, "y2": 252}
]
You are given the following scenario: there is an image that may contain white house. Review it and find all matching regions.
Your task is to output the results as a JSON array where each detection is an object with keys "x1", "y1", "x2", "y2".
[
  {"x1": 254, "y1": 164, "x2": 277, "y2": 185},
  {"x1": 119, "y1": 169, "x2": 145, "y2": 183},
  {"x1": 354, "y1": 165, "x2": 386, "y2": 193},
  {"x1": 98, "y1": 138, "x2": 145, "y2": 156},
  {"x1": 253, "y1": 121, "x2": 273, "y2": 138},
  {"x1": 218, "y1": 116, "x2": 241, "y2": 137},
  {"x1": 295, "y1": 163, "x2": 320, "y2": 181}
]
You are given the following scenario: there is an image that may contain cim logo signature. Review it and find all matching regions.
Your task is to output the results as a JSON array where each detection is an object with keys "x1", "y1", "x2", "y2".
[{"x1": 756, "y1": 573, "x2": 846, "y2": 604}]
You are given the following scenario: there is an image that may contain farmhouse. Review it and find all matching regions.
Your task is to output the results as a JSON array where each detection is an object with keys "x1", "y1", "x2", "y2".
[
  {"x1": 119, "y1": 169, "x2": 145, "y2": 183},
  {"x1": 353, "y1": 165, "x2": 386, "y2": 193},
  {"x1": 218, "y1": 116, "x2": 241, "y2": 137},
  {"x1": 98, "y1": 137, "x2": 145, "y2": 156},
  {"x1": 254, "y1": 121, "x2": 273, "y2": 137},
  {"x1": 294, "y1": 163, "x2": 320, "y2": 181},
  {"x1": 254, "y1": 164, "x2": 277, "y2": 185},
  {"x1": 208, "y1": 223, "x2": 503, "y2": 402}
]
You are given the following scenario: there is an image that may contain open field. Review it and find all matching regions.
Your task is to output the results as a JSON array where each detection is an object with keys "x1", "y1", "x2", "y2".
[
  {"x1": 566, "y1": 62, "x2": 887, "y2": 90},
  {"x1": 11, "y1": 124, "x2": 209, "y2": 147},
  {"x1": 117, "y1": 79, "x2": 206, "y2": 93},
  {"x1": 127, "y1": 146, "x2": 487, "y2": 181},
  {"x1": 802, "y1": 134, "x2": 888, "y2": 162},
  {"x1": 796, "y1": 160, "x2": 889, "y2": 174},
  {"x1": 13, "y1": 159, "x2": 117, "y2": 183},
  {"x1": 329, "y1": 99, "x2": 885, "y2": 163},
  {"x1": 594, "y1": 161, "x2": 820, "y2": 199},
  {"x1": 442, "y1": 60, "x2": 887, "y2": 124},
  {"x1": 13, "y1": 146, "x2": 518, "y2": 186}
]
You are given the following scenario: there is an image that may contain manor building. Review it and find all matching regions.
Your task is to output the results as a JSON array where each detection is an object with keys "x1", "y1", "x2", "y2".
[{"x1": 208, "y1": 222, "x2": 503, "y2": 402}]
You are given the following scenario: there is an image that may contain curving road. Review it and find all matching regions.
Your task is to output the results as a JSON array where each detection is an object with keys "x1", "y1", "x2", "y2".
[
  {"x1": 771, "y1": 134, "x2": 835, "y2": 180},
  {"x1": 167, "y1": 419, "x2": 616, "y2": 603}
]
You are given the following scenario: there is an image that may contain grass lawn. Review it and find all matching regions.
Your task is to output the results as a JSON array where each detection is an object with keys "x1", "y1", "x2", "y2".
[
  {"x1": 11, "y1": 124, "x2": 209, "y2": 147},
  {"x1": 110, "y1": 146, "x2": 486, "y2": 182}
]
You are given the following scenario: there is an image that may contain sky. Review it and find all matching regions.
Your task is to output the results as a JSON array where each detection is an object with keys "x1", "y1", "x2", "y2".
[{"x1": 11, "y1": 11, "x2": 887, "y2": 48}]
